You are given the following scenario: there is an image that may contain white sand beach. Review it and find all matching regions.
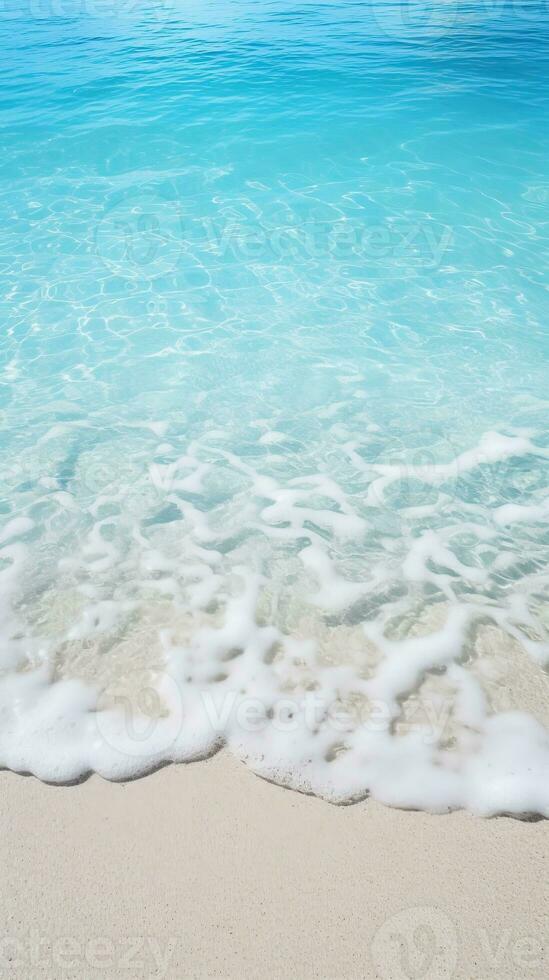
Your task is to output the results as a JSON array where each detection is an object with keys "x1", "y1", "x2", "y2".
[{"x1": 1, "y1": 752, "x2": 547, "y2": 979}]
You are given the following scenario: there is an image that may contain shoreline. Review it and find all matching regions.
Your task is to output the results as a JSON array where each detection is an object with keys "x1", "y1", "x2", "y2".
[{"x1": 2, "y1": 751, "x2": 547, "y2": 979}]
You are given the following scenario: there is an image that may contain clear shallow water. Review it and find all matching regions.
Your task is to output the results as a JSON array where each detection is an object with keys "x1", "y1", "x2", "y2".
[{"x1": 1, "y1": 0, "x2": 548, "y2": 813}]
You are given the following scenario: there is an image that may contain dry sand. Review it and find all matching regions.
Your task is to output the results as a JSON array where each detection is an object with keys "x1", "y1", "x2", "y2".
[{"x1": 1, "y1": 751, "x2": 547, "y2": 979}]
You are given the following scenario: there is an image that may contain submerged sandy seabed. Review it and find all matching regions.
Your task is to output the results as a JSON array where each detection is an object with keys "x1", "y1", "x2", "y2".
[
  {"x1": 1, "y1": 751, "x2": 548, "y2": 980},
  {"x1": 2, "y1": 430, "x2": 548, "y2": 813},
  {"x1": 4, "y1": 582, "x2": 549, "y2": 815}
]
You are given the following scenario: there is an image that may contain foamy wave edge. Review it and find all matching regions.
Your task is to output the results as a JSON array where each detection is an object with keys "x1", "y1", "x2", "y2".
[{"x1": 1, "y1": 429, "x2": 548, "y2": 817}]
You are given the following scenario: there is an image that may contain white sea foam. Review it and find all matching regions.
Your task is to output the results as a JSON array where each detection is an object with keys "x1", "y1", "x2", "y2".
[{"x1": 0, "y1": 427, "x2": 548, "y2": 816}]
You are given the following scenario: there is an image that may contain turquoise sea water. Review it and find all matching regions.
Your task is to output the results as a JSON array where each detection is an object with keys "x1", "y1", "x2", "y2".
[{"x1": 0, "y1": 1, "x2": 548, "y2": 811}]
